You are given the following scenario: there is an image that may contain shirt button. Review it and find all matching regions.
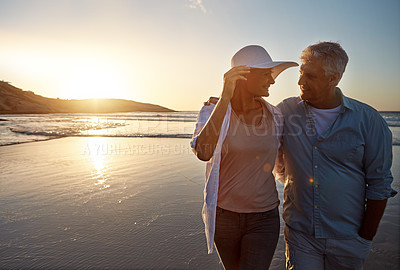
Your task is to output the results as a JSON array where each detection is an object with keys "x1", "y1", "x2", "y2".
[
  {"x1": 314, "y1": 146, "x2": 318, "y2": 150},
  {"x1": 314, "y1": 205, "x2": 318, "y2": 209},
  {"x1": 315, "y1": 165, "x2": 318, "y2": 168},
  {"x1": 315, "y1": 184, "x2": 319, "y2": 188}
]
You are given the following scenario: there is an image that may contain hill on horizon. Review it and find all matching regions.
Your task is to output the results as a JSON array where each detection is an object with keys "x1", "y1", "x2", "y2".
[{"x1": 0, "y1": 81, "x2": 174, "y2": 114}]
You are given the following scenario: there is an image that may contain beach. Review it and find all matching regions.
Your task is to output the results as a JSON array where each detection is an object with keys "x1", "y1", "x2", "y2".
[{"x1": 0, "y1": 137, "x2": 399, "y2": 269}]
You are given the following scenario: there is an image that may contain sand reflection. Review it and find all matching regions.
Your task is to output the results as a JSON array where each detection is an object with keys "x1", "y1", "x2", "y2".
[{"x1": 87, "y1": 137, "x2": 110, "y2": 189}]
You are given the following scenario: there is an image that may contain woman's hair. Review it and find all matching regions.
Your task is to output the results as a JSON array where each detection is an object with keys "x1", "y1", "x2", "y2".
[{"x1": 300, "y1": 42, "x2": 349, "y2": 77}]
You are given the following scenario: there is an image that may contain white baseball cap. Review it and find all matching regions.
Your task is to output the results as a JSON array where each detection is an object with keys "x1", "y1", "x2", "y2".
[{"x1": 231, "y1": 45, "x2": 298, "y2": 79}]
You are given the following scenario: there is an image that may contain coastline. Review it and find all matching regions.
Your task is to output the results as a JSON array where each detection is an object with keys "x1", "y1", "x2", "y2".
[{"x1": 0, "y1": 137, "x2": 398, "y2": 269}]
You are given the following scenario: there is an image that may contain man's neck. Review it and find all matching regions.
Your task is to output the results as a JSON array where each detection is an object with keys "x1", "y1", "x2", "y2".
[{"x1": 310, "y1": 87, "x2": 342, "y2": 109}]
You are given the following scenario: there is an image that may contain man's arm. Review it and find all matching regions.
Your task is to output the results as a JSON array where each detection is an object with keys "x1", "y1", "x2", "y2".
[
  {"x1": 272, "y1": 102, "x2": 286, "y2": 184},
  {"x1": 358, "y1": 199, "x2": 387, "y2": 240},
  {"x1": 360, "y1": 111, "x2": 397, "y2": 240}
]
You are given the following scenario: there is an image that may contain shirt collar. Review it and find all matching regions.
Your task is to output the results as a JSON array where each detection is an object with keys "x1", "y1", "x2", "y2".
[
  {"x1": 255, "y1": 97, "x2": 281, "y2": 116},
  {"x1": 297, "y1": 87, "x2": 355, "y2": 112},
  {"x1": 338, "y1": 88, "x2": 353, "y2": 111}
]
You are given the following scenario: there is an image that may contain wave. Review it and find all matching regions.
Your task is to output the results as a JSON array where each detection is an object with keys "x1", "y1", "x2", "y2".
[
  {"x1": 10, "y1": 128, "x2": 66, "y2": 137},
  {"x1": 1, "y1": 132, "x2": 193, "y2": 147},
  {"x1": 0, "y1": 137, "x2": 61, "y2": 147},
  {"x1": 74, "y1": 133, "x2": 192, "y2": 139},
  {"x1": 393, "y1": 138, "x2": 400, "y2": 146},
  {"x1": 103, "y1": 117, "x2": 197, "y2": 122},
  {"x1": 8, "y1": 128, "x2": 192, "y2": 139},
  {"x1": 2, "y1": 114, "x2": 198, "y2": 123}
]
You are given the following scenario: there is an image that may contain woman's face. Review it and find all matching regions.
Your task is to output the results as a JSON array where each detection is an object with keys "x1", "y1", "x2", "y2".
[{"x1": 245, "y1": 68, "x2": 275, "y2": 97}]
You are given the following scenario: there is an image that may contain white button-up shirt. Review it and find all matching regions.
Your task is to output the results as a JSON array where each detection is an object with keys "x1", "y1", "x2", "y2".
[{"x1": 190, "y1": 98, "x2": 283, "y2": 254}]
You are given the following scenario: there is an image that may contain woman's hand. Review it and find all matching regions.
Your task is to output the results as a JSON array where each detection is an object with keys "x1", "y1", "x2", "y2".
[
  {"x1": 194, "y1": 66, "x2": 250, "y2": 161},
  {"x1": 221, "y1": 66, "x2": 250, "y2": 101}
]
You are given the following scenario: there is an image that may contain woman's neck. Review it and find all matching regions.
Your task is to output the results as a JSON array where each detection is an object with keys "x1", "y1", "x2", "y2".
[{"x1": 231, "y1": 85, "x2": 261, "y2": 114}]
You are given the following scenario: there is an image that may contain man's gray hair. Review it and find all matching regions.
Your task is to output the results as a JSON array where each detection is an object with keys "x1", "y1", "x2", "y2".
[{"x1": 300, "y1": 42, "x2": 349, "y2": 77}]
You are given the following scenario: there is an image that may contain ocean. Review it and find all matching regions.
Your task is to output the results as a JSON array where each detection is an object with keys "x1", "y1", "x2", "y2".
[
  {"x1": 0, "y1": 112, "x2": 198, "y2": 146},
  {"x1": 0, "y1": 111, "x2": 399, "y2": 146}
]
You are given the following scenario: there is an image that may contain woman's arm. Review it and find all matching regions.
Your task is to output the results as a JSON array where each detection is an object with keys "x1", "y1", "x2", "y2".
[
  {"x1": 194, "y1": 97, "x2": 230, "y2": 161},
  {"x1": 194, "y1": 66, "x2": 250, "y2": 161}
]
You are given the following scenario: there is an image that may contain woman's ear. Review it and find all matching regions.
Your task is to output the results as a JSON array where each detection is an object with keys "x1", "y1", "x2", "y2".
[{"x1": 235, "y1": 78, "x2": 247, "y2": 91}]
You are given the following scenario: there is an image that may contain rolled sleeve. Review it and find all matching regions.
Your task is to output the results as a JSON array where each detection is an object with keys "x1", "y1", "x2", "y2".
[
  {"x1": 190, "y1": 104, "x2": 215, "y2": 152},
  {"x1": 190, "y1": 136, "x2": 198, "y2": 152},
  {"x1": 364, "y1": 115, "x2": 397, "y2": 200}
]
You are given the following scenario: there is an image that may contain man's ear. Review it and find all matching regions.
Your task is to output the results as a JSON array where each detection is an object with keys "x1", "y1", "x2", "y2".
[{"x1": 329, "y1": 72, "x2": 341, "y2": 86}]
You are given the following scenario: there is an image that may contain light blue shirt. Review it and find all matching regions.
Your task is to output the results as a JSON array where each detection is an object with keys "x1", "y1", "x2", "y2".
[{"x1": 276, "y1": 90, "x2": 397, "y2": 239}]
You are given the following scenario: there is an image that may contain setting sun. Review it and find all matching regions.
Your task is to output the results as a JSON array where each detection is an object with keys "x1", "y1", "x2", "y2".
[{"x1": 63, "y1": 61, "x2": 130, "y2": 100}]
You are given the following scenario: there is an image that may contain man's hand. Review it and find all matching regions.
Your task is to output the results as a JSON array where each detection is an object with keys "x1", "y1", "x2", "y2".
[
  {"x1": 204, "y1": 97, "x2": 219, "y2": 106},
  {"x1": 358, "y1": 199, "x2": 387, "y2": 240}
]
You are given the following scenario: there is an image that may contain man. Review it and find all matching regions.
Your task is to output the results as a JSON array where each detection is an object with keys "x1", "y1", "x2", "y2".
[{"x1": 276, "y1": 42, "x2": 397, "y2": 269}]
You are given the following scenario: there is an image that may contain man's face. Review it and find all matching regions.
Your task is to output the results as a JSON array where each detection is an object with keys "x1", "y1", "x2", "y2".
[
  {"x1": 298, "y1": 59, "x2": 332, "y2": 107},
  {"x1": 245, "y1": 68, "x2": 275, "y2": 97}
]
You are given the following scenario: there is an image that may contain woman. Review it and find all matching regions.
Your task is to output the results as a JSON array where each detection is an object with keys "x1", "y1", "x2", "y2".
[{"x1": 190, "y1": 45, "x2": 297, "y2": 269}]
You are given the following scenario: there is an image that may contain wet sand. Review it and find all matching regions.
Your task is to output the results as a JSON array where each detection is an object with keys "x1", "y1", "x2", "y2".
[{"x1": 0, "y1": 137, "x2": 398, "y2": 269}]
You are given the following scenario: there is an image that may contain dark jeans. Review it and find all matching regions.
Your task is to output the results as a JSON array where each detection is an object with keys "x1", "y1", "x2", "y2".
[{"x1": 214, "y1": 206, "x2": 280, "y2": 270}]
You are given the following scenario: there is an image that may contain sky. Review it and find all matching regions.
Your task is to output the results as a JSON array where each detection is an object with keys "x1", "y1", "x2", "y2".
[{"x1": 0, "y1": 0, "x2": 399, "y2": 111}]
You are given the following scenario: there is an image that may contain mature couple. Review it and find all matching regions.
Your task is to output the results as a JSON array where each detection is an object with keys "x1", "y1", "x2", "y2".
[{"x1": 190, "y1": 42, "x2": 397, "y2": 270}]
